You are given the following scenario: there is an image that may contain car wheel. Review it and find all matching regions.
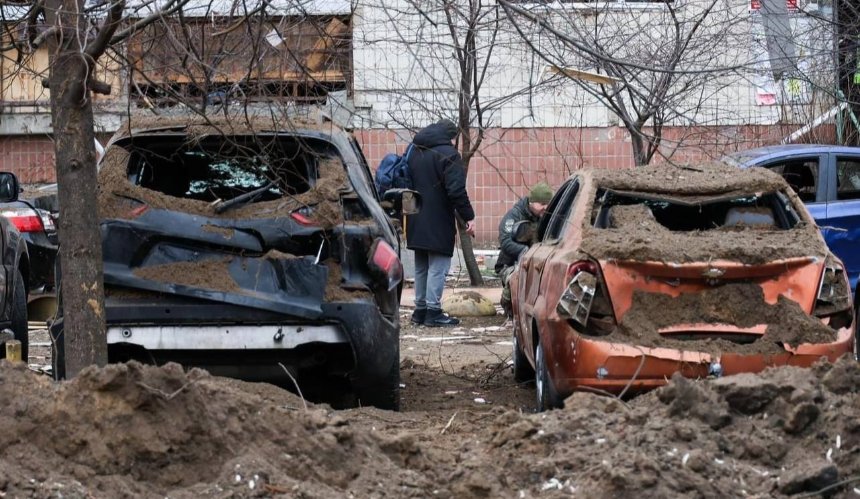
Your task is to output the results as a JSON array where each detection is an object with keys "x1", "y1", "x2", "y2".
[
  {"x1": 512, "y1": 326, "x2": 534, "y2": 383},
  {"x1": 2, "y1": 270, "x2": 28, "y2": 361},
  {"x1": 357, "y1": 359, "x2": 401, "y2": 411},
  {"x1": 535, "y1": 342, "x2": 562, "y2": 412}
]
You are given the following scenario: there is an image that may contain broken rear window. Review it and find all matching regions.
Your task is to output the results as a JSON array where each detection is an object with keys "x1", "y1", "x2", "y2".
[
  {"x1": 124, "y1": 135, "x2": 341, "y2": 203},
  {"x1": 592, "y1": 190, "x2": 801, "y2": 231}
]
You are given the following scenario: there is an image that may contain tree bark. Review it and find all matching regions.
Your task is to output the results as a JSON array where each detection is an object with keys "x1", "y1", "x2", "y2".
[{"x1": 44, "y1": 0, "x2": 108, "y2": 377}]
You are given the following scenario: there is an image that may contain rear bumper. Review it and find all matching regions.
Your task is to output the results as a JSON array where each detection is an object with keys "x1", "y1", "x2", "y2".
[
  {"x1": 549, "y1": 326, "x2": 854, "y2": 396},
  {"x1": 101, "y1": 298, "x2": 399, "y2": 386}
]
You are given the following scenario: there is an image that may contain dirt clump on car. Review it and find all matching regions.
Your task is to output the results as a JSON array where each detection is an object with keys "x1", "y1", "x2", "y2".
[
  {"x1": 609, "y1": 283, "x2": 839, "y2": 355},
  {"x1": 593, "y1": 162, "x2": 787, "y2": 195},
  {"x1": 324, "y1": 260, "x2": 372, "y2": 302},
  {"x1": 133, "y1": 258, "x2": 241, "y2": 293},
  {"x1": 4, "y1": 351, "x2": 860, "y2": 497}
]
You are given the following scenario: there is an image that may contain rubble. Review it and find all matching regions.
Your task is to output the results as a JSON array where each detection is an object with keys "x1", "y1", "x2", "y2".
[{"x1": 3, "y1": 352, "x2": 860, "y2": 497}]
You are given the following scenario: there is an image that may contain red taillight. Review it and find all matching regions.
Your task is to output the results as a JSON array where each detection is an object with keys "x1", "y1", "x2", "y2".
[
  {"x1": 368, "y1": 239, "x2": 402, "y2": 291},
  {"x1": 1, "y1": 208, "x2": 45, "y2": 233},
  {"x1": 566, "y1": 260, "x2": 597, "y2": 281},
  {"x1": 291, "y1": 211, "x2": 316, "y2": 226}
]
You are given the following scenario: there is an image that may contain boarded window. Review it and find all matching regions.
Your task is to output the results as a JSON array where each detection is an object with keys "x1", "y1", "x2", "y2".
[{"x1": 127, "y1": 15, "x2": 351, "y2": 106}]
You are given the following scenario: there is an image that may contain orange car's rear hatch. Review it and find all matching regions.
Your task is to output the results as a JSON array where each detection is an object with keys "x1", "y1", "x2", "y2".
[{"x1": 599, "y1": 257, "x2": 824, "y2": 335}]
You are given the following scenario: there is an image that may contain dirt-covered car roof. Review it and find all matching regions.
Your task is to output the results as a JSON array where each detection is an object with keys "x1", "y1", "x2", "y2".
[
  {"x1": 574, "y1": 162, "x2": 829, "y2": 264},
  {"x1": 586, "y1": 162, "x2": 786, "y2": 195},
  {"x1": 111, "y1": 110, "x2": 349, "y2": 141}
]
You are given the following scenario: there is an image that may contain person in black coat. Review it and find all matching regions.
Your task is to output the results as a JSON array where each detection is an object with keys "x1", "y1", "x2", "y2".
[{"x1": 406, "y1": 119, "x2": 476, "y2": 327}]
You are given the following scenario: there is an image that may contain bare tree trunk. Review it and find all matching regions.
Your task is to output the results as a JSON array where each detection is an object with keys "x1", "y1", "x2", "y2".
[
  {"x1": 45, "y1": 0, "x2": 108, "y2": 376},
  {"x1": 630, "y1": 129, "x2": 648, "y2": 166}
]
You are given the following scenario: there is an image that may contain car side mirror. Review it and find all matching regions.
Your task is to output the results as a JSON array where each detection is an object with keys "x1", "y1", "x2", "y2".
[
  {"x1": 0, "y1": 172, "x2": 20, "y2": 203},
  {"x1": 382, "y1": 188, "x2": 422, "y2": 216},
  {"x1": 512, "y1": 220, "x2": 536, "y2": 244}
]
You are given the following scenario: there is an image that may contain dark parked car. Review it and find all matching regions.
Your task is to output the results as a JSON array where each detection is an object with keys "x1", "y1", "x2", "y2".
[
  {"x1": 0, "y1": 172, "x2": 35, "y2": 359},
  {"x1": 724, "y1": 145, "x2": 860, "y2": 300},
  {"x1": 510, "y1": 164, "x2": 854, "y2": 411},
  {"x1": 0, "y1": 185, "x2": 59, "y2": 321},
  {"x1": 51, "y1": 113, "x2": 412, "y2": 410}
]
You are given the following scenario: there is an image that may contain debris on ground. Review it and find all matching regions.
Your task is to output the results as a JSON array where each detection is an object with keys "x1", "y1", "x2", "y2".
[{"x1": 5, "y1": 332, "x2": 860, "y2": 498}]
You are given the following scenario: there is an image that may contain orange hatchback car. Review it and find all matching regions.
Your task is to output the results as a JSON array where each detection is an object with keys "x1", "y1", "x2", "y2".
[{"x1": 509, "y1": 164, "x2": 856, "y2": 411}]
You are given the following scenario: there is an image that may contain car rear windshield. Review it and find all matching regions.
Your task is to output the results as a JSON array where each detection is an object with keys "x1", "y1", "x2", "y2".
[
  {"x1": 124, "y1": 134, "x2": 341, "y2": 203},
  {"x1": 593, "y1": 190, "x2": 800, "y2": 231}
]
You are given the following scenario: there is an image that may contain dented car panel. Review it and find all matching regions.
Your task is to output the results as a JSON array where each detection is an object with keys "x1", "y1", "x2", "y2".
[{"x1": 512, "y1": 164, "x2": 856, "y2": 410}]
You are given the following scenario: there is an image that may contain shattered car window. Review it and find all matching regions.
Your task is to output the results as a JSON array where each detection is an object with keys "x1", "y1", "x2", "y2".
[
  {"x1": 126, "y1": 136, "x2": 338, "y2": 202},
  {"x1": 593, "y1": 190, "x2": 799, "y2": 232}
]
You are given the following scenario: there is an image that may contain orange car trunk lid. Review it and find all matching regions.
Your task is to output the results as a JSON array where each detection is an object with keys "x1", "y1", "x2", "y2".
[{"x1": 598, "y1": 256, "x2": 824, "y2": 325}]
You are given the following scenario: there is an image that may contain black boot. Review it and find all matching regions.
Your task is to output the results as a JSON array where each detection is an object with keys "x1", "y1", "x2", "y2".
[
  {"x1": 424, "y1": 308, "x2": 460, "y2": 327},
  {"x1": 411, "y1": 308, "x2": 426, "y2": 325},
  {"x1": 500, "y1": 296, "x2": 513, "y2": 320}
]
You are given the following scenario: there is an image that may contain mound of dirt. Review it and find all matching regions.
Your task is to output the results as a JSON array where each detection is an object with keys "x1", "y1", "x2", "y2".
[
  {"x1": 4, "y1": 356, "x2": 859, "y2": 497},
  {"x1": 592, "y1": 162, "x2": 787, "y2": 195},
  {"x1": 609, "y1": 283, "x2": 839, "y2": 354},
  {"x1": 477, "y1": 356, "x2": 860, "y2": 497},
  {"x1": 133, "y1": 258, "x2": 241, "y2": 293}
]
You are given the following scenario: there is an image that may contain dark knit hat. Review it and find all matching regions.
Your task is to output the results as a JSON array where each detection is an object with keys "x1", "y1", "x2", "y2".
[
  {"x1": 528, "y1": 182, "x2": 553, "y2": 204},
  {"x1": 436, "y1": 119, "x2": 458, "y2": 140}
]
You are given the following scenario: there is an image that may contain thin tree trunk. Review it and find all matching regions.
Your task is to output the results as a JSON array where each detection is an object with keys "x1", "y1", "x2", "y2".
[
  {"x1": 456, "y1": 216, "x2": 483, "y2": 286},
  {"x1": 630, "y1": 130, "x2": 648, "y2": 166},
  {"x1": 45, "y1": 0, "x2": 108, "y2": 377}
]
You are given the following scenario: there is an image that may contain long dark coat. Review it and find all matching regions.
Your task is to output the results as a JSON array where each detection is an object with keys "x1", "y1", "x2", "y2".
[{"x1": 405, "y1": 123, "x2": 475, "y2": 256}]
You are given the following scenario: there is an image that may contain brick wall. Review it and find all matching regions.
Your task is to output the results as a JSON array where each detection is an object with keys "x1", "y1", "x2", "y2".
[{"x1": 0, "y1": 136, "x2": 56, "y2": 184}]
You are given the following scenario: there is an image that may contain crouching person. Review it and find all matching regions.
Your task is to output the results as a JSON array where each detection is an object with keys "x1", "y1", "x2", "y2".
[{"x1": 496, "y1": 183, "x2": 553, "y2": 319}]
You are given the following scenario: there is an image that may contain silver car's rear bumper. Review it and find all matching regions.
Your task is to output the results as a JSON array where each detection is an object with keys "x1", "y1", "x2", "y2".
[{"x1": 106, "y1": 324, "x2": 348, "y2": 350}]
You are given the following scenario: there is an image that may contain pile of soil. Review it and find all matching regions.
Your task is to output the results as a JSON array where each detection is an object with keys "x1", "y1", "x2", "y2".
[
  {"x1": 3, "y1": 356, "x2": 860, "y2": 497},
  {"x1": 133, "y1": 258, "x2": 241, "y2": 293},
  {"x1": 592, "y1": 162, "x2": 787, "y2": 195},
  {"x1": 610, "y1": 283, "x2": 839, "y2": 355}
]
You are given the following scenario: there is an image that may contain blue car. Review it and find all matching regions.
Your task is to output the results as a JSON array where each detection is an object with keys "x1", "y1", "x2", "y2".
[{"x1": 725, "y1": 145, "x2": 860, "y2": 303}]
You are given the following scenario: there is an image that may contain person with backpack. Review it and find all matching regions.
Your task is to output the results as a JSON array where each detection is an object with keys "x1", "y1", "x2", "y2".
[{"x1": 406, "y1": 119, "x2": 475, "y2": 327}]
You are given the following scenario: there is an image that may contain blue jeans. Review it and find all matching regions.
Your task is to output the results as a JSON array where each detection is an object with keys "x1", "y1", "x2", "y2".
[{"x1": 413, "y1": 249, "x2": 451, "y2": 310}]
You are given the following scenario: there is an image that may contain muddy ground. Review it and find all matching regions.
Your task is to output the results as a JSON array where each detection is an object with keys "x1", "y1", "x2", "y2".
[{"x1": 15, "y1": 305, "x2": 860, "y2": 498}]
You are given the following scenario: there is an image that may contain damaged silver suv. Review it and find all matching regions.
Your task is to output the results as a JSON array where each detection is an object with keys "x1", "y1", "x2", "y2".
[{"x1": 51, "y1": 113, "x2": 409, "y2": 409}]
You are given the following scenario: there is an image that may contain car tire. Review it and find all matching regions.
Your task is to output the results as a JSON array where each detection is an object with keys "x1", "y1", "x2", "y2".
[
  {"x1": 512, "y1": 326, "x2": 534, "y2": 383},
  {"x1": 2, "y1": 270, "x2": 28, "y2": 361},
  {"x1": 535, "y1": 343, "x2": 562, "y2": 412},
  {"x1": 357, "y1": 359, "x2": 401, "y2": 411}
]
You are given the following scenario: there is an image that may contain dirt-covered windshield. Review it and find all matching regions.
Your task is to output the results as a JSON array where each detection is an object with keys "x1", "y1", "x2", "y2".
[
  {"x1": 593, "y1": 191, "x2": 799, "y2": 232},
  {"x1": 581, "y1": 188, "x2": 824, "y2": 264}
]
